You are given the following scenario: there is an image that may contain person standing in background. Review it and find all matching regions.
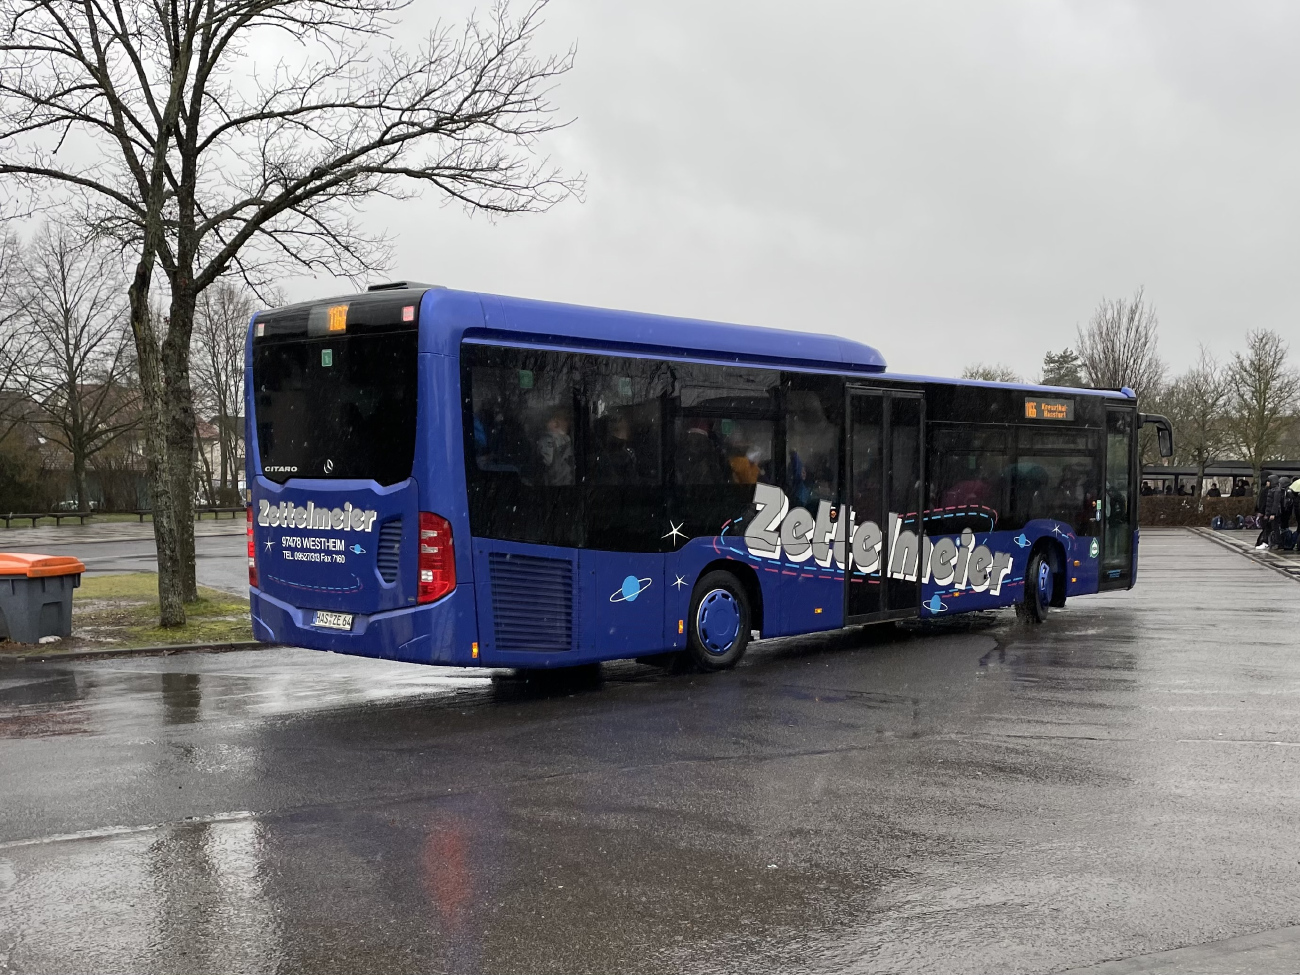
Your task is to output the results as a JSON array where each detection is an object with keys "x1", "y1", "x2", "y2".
[
  {"x1": 1278, "y1": 476, "x2": 1295, "y2": 548},
  {"x1": 1256, "y1": 474, "x2": 1275, "y2": 550}
]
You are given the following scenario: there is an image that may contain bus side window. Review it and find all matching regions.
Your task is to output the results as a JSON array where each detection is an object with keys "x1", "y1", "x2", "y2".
[
  {"x1": 584, "y1": 362, "x2": 669, "y2": 551},
  {"x1": 784, "y1": 383, "x2": 841, "y2": 509},
  {"x1": 1010, "y1": 429, "x2": 1101, "y2": 539},
  {"x1": 669, "y1": 364, "x2": 779, "y2": 541},
  {"x1": 674, "y1": 417, "x2": 729, "y2": 485},
  {"x1": 673, "y1": 416, "x2": 775, "y2": 486},
  {"x1": 926, "y1": 426, "x2": 1009, "y2": 534},
  {"x1": 464, "y1": 347, "x2": 581, "y2": 547},
  {"x1": 587, "y1": 370, "x2": 664, "y2": 487},
  {"x1": 469, "y1": 359, "x2": 574, "y2": 484}
]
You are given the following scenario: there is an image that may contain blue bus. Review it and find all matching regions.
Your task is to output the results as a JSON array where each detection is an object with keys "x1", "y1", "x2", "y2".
[{"x1": 245, "y1": 284, "x2": 1172, "y2": 671}]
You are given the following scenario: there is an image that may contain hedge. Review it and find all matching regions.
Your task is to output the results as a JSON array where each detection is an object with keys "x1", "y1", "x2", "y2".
[{"x1": 1137, "y1": 495, "x2": 1255, "y2": 527}]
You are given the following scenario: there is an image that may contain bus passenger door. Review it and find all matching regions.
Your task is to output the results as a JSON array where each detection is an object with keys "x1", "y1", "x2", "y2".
[
  {"x1": 1101, "y1": 405, "x2": 1136, "y2": 590},
  {"x1": 845, "y1": 388, "x2": 924, "y2": 623}
]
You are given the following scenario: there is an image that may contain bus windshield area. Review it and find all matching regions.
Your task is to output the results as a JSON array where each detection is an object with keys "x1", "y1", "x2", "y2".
[{"x1": 253, "y1": 331, "x2": 418, "y2": 485}]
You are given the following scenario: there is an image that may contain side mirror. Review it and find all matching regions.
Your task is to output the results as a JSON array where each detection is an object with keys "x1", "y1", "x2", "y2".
[{"x1": 1140, "y1": 413, "x2": 1174, "y2": 458}]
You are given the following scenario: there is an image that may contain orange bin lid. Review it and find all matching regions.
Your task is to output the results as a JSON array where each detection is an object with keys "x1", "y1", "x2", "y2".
[{"x1": 0, "y1": 553, "x2": 86, "y2": 578}]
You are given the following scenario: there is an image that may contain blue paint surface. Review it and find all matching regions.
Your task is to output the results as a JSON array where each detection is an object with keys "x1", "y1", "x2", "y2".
[{"x1": 245, "y1": 287, "x2": 1129, "y2": 669}]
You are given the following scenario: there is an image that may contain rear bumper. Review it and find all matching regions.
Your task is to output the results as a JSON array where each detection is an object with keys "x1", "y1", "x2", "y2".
[{"x1": 250, "y1": 584, "x2": 479, "y2": 665}]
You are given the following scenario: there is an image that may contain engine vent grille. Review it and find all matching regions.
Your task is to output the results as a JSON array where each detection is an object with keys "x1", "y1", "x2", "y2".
[
  {"x1": 488, "y1": 552, "x2": 574, "y2": 653},
  {"x1": 376, "y1": 519, "x2": 402, "y2": 583}
]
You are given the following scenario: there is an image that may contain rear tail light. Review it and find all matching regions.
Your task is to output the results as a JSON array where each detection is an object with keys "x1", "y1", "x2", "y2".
[
  {"x1": 247, "y1": 506, "x2": 258, "y2": 588},
  {"x1": 418, "y1": 512, "x2": 455, "y2": 603}
]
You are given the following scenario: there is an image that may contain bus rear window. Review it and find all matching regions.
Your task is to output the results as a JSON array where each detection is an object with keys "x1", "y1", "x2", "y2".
[{"x1": 253, "y1": 332, "x2": 418, "y2": 485}]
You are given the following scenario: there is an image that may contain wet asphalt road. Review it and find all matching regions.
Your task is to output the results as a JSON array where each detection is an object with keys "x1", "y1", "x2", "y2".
[
  {"x1": 1, "y1": 529, "x2": 1298, "y2": 974},
  {"x1": 1, "y1": 522, "x2": 248, "y2": 593}
]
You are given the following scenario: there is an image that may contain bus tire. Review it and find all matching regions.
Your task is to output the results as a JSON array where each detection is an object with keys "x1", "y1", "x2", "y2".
[
  {"x1": 1018, "y1": 551, "x2": 1053, "y2": 624},
  {"x1": 687, "y1": 570, "x2": 751, "y2": 671}
]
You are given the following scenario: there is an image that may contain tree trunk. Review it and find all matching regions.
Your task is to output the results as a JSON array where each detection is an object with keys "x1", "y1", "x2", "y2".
[
  {"x1": 1196, "y1": 458, "x2": 1206, "y2": 514},
  {"x1": 129, "y1": 273, "x2": 186, "y2": 627},
  {"x1": 164, "y1": 286, "x2": 200, "y2": 604},
  {"x1": 67, "y1": 372, "x2": 84, "y2": 513},
  {"x1": 73, "y1": 450, "x2": 89, "y2": 516}
]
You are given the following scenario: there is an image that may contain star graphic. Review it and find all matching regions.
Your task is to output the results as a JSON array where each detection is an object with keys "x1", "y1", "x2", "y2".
[
  {"x1": 662, "y1": 521, "x2": 686, "y2": 545},
  {"x1": 263, "y1": 538, "x2": 273, "y2": 552},
  {"x1": 672, "y1": 574, "x2": 687, "y2": 590}
]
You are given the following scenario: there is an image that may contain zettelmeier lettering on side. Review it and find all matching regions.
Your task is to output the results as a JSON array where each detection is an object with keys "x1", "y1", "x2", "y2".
[{"x1": 743, "y1": 483, "x2": 1015, "y2": 594}]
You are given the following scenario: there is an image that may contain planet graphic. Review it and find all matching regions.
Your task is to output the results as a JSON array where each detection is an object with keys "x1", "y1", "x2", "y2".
[
  {"x1": 610, "y1": 575, "x2": 653, "y2": 603},
  {"x1": 1013, "y1": 533, "x2": 1031, "y2": 549},
  {"x1": 923, "y1": 593, "x2": 948, "y2": 613},
  {"x1": 350, "y1": 543, "x2": 365, "y2": 555}
]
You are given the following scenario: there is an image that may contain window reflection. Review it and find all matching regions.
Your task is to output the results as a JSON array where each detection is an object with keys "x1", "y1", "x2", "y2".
[
  {"x1": 927, "y1": 425, "x2": 1101, "y2": 537},
  {"x1": 786, "y1": 385, "x2": 840, "y2": 510},
  {"x1": 464, "y1": 348, "x2": 581, "y2": 547},
  {"x1": 585, "y1": 365, "x2": 668, "y2": 550}
]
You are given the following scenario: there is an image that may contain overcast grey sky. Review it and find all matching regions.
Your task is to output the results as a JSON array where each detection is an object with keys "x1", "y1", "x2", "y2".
[{"x1": 300, "y1": 0, "x2": 1300, "y2": 381}]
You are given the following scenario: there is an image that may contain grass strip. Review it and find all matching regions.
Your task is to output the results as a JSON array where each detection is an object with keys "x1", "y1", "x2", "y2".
[{"x1": 0, "y1": 572, "x2": 254, "y2": 657}]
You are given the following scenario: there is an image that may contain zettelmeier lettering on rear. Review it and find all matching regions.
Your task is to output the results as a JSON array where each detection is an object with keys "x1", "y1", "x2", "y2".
[
  {"x1": 742, "y1": 482, "x2": 1015, "y2": 595},
  {"x1": 256, "y1": 499, "x2": 379, "y2": 532}
]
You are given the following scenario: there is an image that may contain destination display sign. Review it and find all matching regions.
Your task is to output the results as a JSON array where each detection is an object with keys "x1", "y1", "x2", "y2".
[{"x1": 1024, "y1": 397, "x2": 1075, "y2": 421}]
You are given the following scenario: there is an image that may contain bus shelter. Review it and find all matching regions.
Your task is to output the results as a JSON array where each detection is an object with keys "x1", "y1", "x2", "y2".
[{"x1": 1141, "y1": 460, "x2": 1300, "y2": 498}]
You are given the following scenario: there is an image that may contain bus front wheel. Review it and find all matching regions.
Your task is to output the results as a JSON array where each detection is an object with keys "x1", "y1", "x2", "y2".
[
  {"x1": 1017, "y1": 551, "x2": 1053, "y2": 624},
  {"x1": 687, "y1": 571, "x2": 751, "y2": 671}
]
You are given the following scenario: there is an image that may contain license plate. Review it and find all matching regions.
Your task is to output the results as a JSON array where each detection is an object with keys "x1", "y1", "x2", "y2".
[{"x1": 312, "y1": 610, "x2": 354, "y2": 631}]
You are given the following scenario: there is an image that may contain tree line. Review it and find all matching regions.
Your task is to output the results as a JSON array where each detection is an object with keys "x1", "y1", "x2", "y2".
[
  {"x1": 0, "y1": 222, "x2": 254, "y2": 514},
  {"x1": 964, "y1": 287, "x2": 1299, "y2": 490},
  {"x1": 0, "y1": 0, "x2": 578, "y2": 627}
]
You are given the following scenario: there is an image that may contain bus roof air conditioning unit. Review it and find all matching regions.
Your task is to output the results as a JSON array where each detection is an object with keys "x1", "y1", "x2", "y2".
[{"x1": 366, "y1": 281, "x2": 438, "y2": 292}]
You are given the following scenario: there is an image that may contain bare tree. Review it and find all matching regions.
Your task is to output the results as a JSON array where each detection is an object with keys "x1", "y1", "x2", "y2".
[
  {"x1": 192, "y1": 280, "x2": 263, "y2": 505},
  {"x1": 1076, "y1": 287, "x2": 1166, "y2": 397},
  {"x1": 962, "y1": 363, "x2": 1022, "y2": 383},
  {"x1": 1164, "y1": 348, "x2": 1230, "y2": 511},
  {"x1": 0, "y1": 0, "x2": 579, "y2": 625},
  {"x1": 1, "y1": 224, "x2": 140, "y2": 512},
  {"x1": 0, "y1": 229, "x2": 28, "y2": 426},
  {"x1": 1226, "y1": 329, "x2": 1299, "y2": 483}
]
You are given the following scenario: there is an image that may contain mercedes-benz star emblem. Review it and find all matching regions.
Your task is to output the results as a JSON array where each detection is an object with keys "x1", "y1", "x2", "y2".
[{"x1": 324, "y1": 458, "x2": 334, "y2": 474}]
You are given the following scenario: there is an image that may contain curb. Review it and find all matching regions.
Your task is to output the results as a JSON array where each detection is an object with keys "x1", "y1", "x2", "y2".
[
  {"x1": 1190, "y1": 527, "x2": 1300, "y2": 583},
  {"x1": 0, "y1": 640, "x2": 271, "y2": 664}
]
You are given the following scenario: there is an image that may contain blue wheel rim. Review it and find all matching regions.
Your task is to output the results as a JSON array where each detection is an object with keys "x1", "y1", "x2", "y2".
[
  {"x1": 696, "y1": 589, "x2": 740, "y2": 654},
  {"x1": 1036, "y1": 560, "x2": 1052, "y2": 609}
]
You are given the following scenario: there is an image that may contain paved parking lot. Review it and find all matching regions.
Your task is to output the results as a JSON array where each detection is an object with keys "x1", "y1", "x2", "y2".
[
  {"x1": 0, "y1": 520, "x2": 248, "y2": 592},
  {"x1": 0, "y1": 529, "x2": 1298, "y2": 974}
]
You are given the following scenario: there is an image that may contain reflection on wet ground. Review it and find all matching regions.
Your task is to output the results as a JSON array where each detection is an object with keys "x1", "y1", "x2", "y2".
[{"x1": 1, "y1": 531, "x2": 1298, "y2": 973}]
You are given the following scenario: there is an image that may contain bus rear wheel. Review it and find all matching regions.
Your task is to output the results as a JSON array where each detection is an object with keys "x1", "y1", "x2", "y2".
[
  {"x1": 1017, "y1": 551, "x2": 1053, "y2": 624},
  {"x1": 687, "y1": 570, "x2": 751, "y2": 671}
]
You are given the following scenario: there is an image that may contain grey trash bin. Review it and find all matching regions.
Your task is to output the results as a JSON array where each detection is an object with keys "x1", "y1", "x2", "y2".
[{"x1": 0, "y1": 553, "x2": 85, "y2": 644}]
